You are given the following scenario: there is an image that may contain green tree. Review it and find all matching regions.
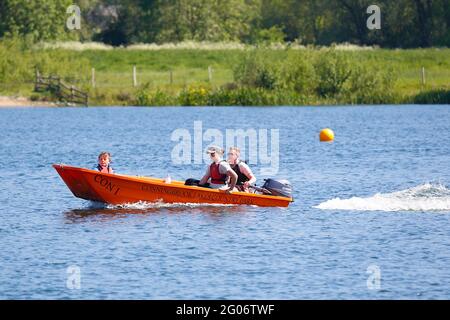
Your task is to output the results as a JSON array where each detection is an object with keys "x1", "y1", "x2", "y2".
[
  {"x1": 256, "y1": 0, "x2": 449, "y2": 47},
  {"x1": 92, "y1": 0, "x2": 159, "y2": 45},
  {"x1": 0, "y1": 0, "x2": 75, "y2": 42},
  {"x1": 2, "y1": 0, "x2": 447, "y2": 48},
  {"x1": 153, "y1": 0, "x2": 260, "y2": 43}
]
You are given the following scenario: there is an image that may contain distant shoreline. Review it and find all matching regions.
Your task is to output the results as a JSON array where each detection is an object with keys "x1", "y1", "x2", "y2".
[
  {"x1": 1, "y1": 46, "x2": 449, "y2": 106},
  {"x1": 0, "y1": 96, "x2": 56, "y2": 107}
]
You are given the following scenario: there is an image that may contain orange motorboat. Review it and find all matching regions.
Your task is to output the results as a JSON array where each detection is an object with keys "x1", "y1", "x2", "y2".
[{"x1": 53, "y1": 164, "x2": 294, "y2": 208}]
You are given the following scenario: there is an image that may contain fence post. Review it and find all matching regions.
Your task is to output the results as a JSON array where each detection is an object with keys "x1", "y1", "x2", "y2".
[
  {"x1": 421, "y1": 67, "x2": 426, "y2": 89},
  {"x1": 133, "y1": 65, "x2": 137, "y2": 87},
  {"x1": 169, "y1": 70, "x2": 173, "y2": 85},
  {"x1": 208, "y1": 66, "x2": 213, "y2": 83},
  {"x1": 71, "y1": 85, "x2": 75, "y2": 102},
  {"x1": 91, "y1": 68, "x2": 96, "y2": 88}
]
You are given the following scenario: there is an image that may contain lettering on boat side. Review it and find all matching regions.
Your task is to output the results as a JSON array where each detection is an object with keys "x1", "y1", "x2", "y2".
[
  {"x1": 94, "y1": 175, "x2": 120, "y2": 195},
  {"x1": 141, "y1": 184, "x2": 255, "y2": 205}
]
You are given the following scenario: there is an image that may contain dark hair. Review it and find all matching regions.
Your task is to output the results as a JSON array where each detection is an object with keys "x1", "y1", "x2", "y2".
[{"x1": 98, "y1": 152, "x2": 111, "y2": 160}]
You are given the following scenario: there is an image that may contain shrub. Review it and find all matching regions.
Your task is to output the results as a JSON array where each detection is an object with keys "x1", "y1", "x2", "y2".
[
  {"x1": 29, "y1": 94, "x2": 41, "y2": 101},
  {"x1": 314, "y1": 49, "x2": 352, "y2": 98},
  {"x1": 116, "y1": 91, "x2": 132, "y2": 102},
  {"x1": 279, "y1": 51, "x2": 316, "y2": 95},
  {"x1": 134, "y1": 86, "x2": 175, "y2": 106},
  {"x1": 231, "y1": 87, "x2": 269, "y2": 106},
  {"x1": 178, "y1": 86, "x2": 210, "y2": 106},
  {"x1": 149, "y1": 89, "x2": 176, "y2": 106},
  {"x1": 233, "y1": 50, "x2": 279, "y2": 90},
  {"x1": 413, "y1": 89, "x2": 450, "y2": 104},
  {"x1": 251, "y1": 26, "x2": 286, "y2": 45},
  {"x1": 0, "y1": 38, "x2": 34, "y2": 85},
  {"x1": 135, "y1": 85, "x2": 151, "y2": 106},
  {"x1": 207, "y1": 88, "x2": 237, "y2": 106},
  {"x1": 347, "y1": 64, "x2": 398, "y2": 104},
  {"x1": 207, "y1": 87, "x2": 309, "y2": 106}
]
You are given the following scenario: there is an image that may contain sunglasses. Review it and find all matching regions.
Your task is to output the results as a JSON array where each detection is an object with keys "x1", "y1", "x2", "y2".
[{"x1": 209, "y1": 152, "x2": 216, "y2": 157}]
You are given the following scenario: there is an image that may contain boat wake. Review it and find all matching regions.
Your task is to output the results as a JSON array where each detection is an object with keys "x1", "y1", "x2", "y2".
[
  {"x1": 88, "y1": 200, "x2": 236, "y2": 210},
  {"x1": 314, "y1": 183, "x2": 450, "y2": 212}
]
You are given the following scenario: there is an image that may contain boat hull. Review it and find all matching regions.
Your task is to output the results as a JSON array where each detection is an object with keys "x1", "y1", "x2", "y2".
[{"x1": 52, "y1": 164, "x2": 293, "y2": 208}]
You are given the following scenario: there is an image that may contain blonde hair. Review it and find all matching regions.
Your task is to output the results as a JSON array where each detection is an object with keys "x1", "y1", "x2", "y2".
[{"x1": 229, "y1": 147, "x2": 241, "y2": 156}]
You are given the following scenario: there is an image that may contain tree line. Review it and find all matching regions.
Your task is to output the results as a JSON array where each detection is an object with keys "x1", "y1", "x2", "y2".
[{"x1": 0, "y1": 0, "x2": 448, "y2": 48}]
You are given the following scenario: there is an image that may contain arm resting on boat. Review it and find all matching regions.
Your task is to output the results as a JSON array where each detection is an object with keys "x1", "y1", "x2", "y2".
[{"x1": 226, "y1": 169, "x2": 238, "y2": 191}]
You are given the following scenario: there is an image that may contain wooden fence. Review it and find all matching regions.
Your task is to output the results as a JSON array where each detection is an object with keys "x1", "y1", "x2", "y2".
[{"x1": 34, "y1": 70, "x2": 88, "y2": 106}]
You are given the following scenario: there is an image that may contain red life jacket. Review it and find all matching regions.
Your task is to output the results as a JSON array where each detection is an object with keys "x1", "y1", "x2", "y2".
[
  {"x1": 210, "y1": 161, "x2": 227, "y2": 185},
  {"x1": 97, "y1": 164, "x2": 113, "y2": 174}
]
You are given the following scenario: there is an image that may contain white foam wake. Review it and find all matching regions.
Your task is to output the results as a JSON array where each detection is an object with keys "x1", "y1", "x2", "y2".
[
  {"x1": 105, "y1": 200, "x2": 235, "y2": 210},
  {"x1": 315, "y1": 183, "x2": 450, "y2": 212}
]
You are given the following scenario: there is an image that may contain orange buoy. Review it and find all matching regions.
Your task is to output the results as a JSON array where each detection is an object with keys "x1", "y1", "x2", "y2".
[{"x1": 320, "y1": 128, "x2": 334, "y2": 142}]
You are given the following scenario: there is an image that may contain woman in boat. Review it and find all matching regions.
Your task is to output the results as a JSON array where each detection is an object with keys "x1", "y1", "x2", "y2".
[
  {"x1": 96, "y1": 151, "x2": 114, "y2": 174},
  {"x1": 227, "y1": 147, "x2": 256, "y2": 192},
  {"x1": 199, "y1": 146, "x2": 237, "y2": 193}
]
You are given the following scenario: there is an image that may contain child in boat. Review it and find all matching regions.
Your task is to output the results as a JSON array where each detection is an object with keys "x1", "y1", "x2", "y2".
[
  {"x1": 199, "y1": 146, "x2": 237, "y2": 193},
  {"x1": 96, "y1": 151, "x2": 114, "y2": 174},
  {"x1": 227, "y1": 147, "x2": 256, "y2": 192}
]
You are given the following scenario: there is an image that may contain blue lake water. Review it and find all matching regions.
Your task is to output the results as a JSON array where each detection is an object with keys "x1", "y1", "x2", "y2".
[{"x1": 0, "y1": 105, "x2": 450, "y2": 299}]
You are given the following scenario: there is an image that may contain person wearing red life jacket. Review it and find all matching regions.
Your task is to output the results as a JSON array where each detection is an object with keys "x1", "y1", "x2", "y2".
[
  {"x1": 96, "y1": 151, "x2": 114, "y2": 174},
  {"x1": 199, "y1": 146, "x2": 238, "y2": 193},
  {"x1": 227, "y1": 147, "x2": 256, "y2": 193}
]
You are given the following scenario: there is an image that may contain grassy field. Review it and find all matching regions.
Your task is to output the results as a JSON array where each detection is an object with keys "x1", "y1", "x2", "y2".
[
  {"x1": 0, "y1": 41, "x2": 449, "y2": 105},
  {"x1": 80, "y1": 48, "x2": 450, "y2": 95}
]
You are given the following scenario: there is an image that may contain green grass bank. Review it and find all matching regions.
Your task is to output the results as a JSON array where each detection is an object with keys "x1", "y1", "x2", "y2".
[{"x1": 1, "y1": 40, "x2": 449, "y2": 106}]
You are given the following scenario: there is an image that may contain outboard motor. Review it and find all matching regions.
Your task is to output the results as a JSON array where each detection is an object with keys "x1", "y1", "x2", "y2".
[{"x1": 262, "y1": 179, "x2": 293, "y2": 198}]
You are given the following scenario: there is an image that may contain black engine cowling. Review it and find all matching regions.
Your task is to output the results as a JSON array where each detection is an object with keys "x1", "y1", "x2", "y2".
[{"x1": 262, "y1": 179, "x2": 293, "y2": 198}]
